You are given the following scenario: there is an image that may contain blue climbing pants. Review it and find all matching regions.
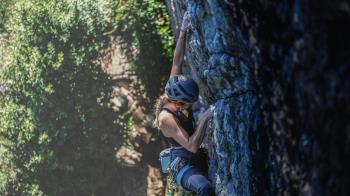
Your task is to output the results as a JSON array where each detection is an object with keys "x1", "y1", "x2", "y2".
[{"x1": 170, "y1": 148, "x2": 215, "y2": 196}]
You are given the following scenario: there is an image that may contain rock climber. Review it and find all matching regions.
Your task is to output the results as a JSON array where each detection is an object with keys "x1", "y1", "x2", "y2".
[{"x1": 153, "y1": 12, "x2": 215, "y2": 196}]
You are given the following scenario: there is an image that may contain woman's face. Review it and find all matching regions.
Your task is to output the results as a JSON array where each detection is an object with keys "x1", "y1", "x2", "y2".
[{"x1": 176, "y1": 101, "x2": 192, "y2": 110}]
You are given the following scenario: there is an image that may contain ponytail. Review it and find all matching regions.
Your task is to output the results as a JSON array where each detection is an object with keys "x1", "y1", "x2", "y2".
[{"x1": 153, "y1": 94, "x2": 171, "y2": 129}]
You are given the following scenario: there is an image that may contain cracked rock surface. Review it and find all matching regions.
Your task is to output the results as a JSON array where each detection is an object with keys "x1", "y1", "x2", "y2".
[{"x1": 166, "y1": 0, "x2": 350, "y2": 195}]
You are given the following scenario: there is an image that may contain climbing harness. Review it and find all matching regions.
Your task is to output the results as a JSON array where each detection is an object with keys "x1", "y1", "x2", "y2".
[
  {"x1": 170, "y1": 157, "x2": 194, "y2": 186},
  {"x1": 159, "y1": 147, "x2": 209, "y2": 191},
  {"x1": 159, "y1": 148, "x2": 172, "y2": 173},
  {"x1": 159, "y1": 148, "x2": 193, "y2": 189}
]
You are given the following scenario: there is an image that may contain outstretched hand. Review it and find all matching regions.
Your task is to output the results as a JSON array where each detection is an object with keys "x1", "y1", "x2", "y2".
[
  {"x1": 198, "y1": 106, "x2": 214, "y2": 124},
  {"x1": 203, "y1": 106, "x2": 214, "y2": 118}
]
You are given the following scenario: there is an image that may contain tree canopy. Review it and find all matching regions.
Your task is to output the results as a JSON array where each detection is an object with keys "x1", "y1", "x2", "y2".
[{"x1": 0, "y1": 0, "x2": 173, "y2": 194}]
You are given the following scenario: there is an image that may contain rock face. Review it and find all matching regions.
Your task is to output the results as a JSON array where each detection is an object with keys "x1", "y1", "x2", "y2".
[{"x1": 166, "y1": 0, "x2": 350, "y2": 195}]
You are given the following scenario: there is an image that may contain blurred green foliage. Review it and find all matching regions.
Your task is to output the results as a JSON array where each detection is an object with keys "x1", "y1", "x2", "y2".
[
  {"x1": 115, "y1": 0, "x2": 173, "y2": 103},
  {"x1": 0, "y1": 0, "x2": 121, "y2": 195},
  {"x1": 0, "y1": 0, "x2": 14, "y2": 33},
  {"x1": 115, "y1": 110, "x2": 135, "y2": 149},
  {"x1": 115, "y1": 0, "x2": 174, "y2": 59},
  {"x1": 0, "y1": 0, "x2": 173, "y2": 194}
]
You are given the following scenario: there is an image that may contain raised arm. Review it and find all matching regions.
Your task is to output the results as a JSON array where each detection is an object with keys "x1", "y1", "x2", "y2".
[{"x1": 170, "y1": 12, "x2": 190, "y2": 77}]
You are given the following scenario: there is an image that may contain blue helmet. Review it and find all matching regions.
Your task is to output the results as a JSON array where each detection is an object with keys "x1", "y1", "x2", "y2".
[{"x1": 165, "y1": 75, "x2": 199, "y2": 103}]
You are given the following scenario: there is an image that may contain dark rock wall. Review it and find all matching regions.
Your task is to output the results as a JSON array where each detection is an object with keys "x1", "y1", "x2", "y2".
[{"x1": 165, "y1": 0, "x2": 350, "y2": 195}]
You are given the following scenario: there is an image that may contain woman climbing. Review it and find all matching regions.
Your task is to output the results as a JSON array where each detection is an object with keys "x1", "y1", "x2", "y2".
[{"x1": 154, "y1": 12, "x2": 215, "y2": 196}]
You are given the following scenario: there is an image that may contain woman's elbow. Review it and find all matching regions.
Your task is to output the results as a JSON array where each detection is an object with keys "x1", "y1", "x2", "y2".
[{"x1": 186, "y1": 143, "x2": 199, "y2": 153}]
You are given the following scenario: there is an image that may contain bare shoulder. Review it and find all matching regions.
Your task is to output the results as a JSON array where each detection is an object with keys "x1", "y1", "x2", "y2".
[
  {"x1": 158, "y1": 111, "x2": 175, "y2": 127},
  {"x1": 158, "y1": 110, "x2": 173, "y2": 122},
  {"x1": 158, "y1": 111, "x2": 177, "y2": 137}
]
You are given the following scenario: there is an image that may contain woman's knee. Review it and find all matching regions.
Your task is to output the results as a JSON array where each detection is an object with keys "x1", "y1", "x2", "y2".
[
  {"x1": 197, "y1": 180, "x2": 214, "y2": 196},
  {"x1": 180, "y1": 167, "x2": 215, "y2": 195}
]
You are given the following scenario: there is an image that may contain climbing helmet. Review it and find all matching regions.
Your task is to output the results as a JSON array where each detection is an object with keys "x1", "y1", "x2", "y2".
[{"x1": 165, "y1": 75, "x2": 199, "y2": 103}]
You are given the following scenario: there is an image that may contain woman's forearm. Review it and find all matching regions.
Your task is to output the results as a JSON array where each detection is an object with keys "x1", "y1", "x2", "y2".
[
  {"x1": 170, "y1": 12, "x2": 189, "y2": 76},
  {"x1": 170, "y1": 31, "x2": 187, "y2": 76},
  {"x1": 188, "y1": 115, "x2": 209, "y2": 152}
]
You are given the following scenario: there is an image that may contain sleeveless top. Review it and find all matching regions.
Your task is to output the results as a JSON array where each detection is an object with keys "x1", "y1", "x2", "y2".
[{"x1": 160, "y1": 107, "x2": 196, "y2": 147}]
